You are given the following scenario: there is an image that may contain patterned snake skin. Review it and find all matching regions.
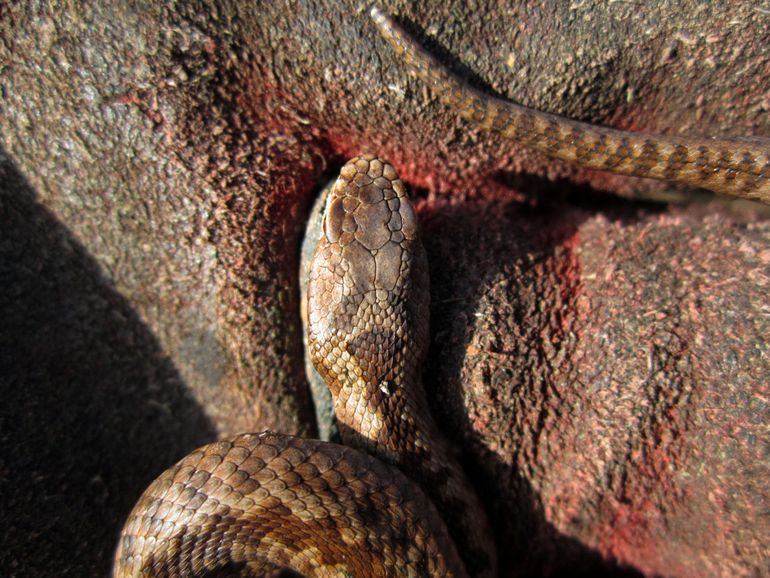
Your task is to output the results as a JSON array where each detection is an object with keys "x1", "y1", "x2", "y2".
[
  {"x1": 370, "y1": 7, "x2": 770, "y2": 204},
  {"x1": 113, "y1": 156, "x2": 494, "y2": 577}
]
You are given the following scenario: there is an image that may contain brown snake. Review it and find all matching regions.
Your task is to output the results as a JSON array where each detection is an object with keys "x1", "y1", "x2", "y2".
[
  {"x1": 370, "y1": 7, "x2": 770, "y2": 204},
  {"x1": 115, "y1": 7, "x2": 769, "y2": 577},
  {"x1": 114, "y1": 155, "x2": 493, "y2": 577}
]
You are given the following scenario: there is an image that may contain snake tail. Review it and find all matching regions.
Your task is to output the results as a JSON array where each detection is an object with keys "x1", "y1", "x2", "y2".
[{"x1": 370, "y1": 7, "x2": 770, "y2": 203}]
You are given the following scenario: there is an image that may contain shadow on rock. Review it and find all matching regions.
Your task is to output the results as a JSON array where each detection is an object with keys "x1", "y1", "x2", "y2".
[
  {"x1": 0, "y1": 148, "x2": 217, "y2": 576},
  {"x1": 422, "y1": 195, "x2": 646, "y2": 577}
]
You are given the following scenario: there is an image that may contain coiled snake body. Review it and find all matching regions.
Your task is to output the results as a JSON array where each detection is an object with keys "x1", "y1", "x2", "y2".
[{"x1": 370, "y1": 8, "x2": 770, "y2": 204}]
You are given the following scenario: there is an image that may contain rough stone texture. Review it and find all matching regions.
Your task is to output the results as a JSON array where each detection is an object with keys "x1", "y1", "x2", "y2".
[
  {"x1": 421, "y1": 201, "x2": 769, "y2": 577},
  {"x1": 0, "y1": 1, "x2": 767, "y2": 577}
]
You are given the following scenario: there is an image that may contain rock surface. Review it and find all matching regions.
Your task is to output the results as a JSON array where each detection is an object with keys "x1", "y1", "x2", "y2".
[{"x1": 1, "y1": 1, "x2": 768, "y2": 576}]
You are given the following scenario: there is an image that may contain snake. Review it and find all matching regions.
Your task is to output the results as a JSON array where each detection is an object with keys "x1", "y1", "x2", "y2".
[
  {"x1": 113, "y1": 154, "x2": 494, "y2": 577},
  {"x1": 369, "y1": 7, "x2": 770, "y2": 204},
  {"x1": 114, "y1": 7, "x2": 769, "y2": 578}
]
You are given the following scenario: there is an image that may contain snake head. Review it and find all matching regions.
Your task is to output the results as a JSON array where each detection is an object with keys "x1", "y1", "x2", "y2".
[{"x1": 307, "y1": 154, "x2": 430, "y2": 416}]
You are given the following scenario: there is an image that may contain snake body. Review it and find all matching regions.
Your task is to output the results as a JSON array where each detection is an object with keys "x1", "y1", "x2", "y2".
[
  {"x1": 370, "y1": 7, "x2": 770, "y2": 204},
  {"x1": 306, "y1": 155, "x2": 495, "y2": 577},
  {"x1": 113, "y1": 432, "x2": 465, "y2": 577},
  {"x1": 113, "y1": 156, "x2": 494, "y2": 577}
]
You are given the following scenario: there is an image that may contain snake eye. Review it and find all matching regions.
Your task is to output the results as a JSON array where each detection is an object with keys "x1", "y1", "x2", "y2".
[
  {"x1": 323, "y1": 196, "x2": 345, "y2": 243},
  {"x1": 400, "y1": 195, "x2": 418, "y2": 240}
]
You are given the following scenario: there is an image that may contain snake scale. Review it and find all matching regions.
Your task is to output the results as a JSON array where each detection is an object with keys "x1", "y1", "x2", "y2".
[{"x1": 115, "y1": 7, "x2": 769, "y2": 578}]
